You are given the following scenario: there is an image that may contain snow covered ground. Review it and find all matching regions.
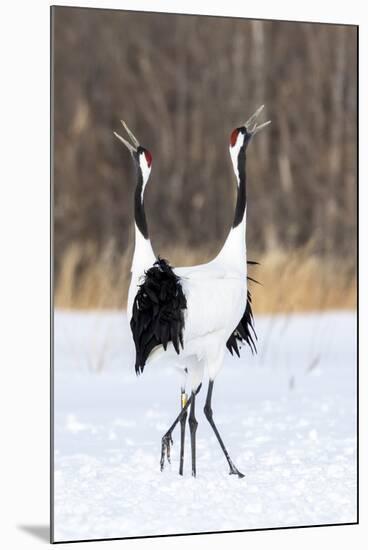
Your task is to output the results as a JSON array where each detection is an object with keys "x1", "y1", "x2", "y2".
[{"x1": 53, "y1": 310, "x2": 357, "y2": 542}]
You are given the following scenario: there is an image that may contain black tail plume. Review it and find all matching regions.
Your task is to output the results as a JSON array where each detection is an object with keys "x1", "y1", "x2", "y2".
[{"x1": 130, "y1": 258, "x2": 187, "y2": 374}]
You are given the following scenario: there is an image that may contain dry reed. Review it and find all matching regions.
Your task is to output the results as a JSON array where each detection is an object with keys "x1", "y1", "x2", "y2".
[{"x1": 54, "y1": 241, "x2": 356, "y2": 313}]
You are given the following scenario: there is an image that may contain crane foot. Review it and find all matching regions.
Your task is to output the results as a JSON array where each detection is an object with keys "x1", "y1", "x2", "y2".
[
  {"x1": 160, "y1": 432, "x2": 173, "y2": 471},
  {"x1": 229, "y1": 467, "x2": 245, "y2": 479}
]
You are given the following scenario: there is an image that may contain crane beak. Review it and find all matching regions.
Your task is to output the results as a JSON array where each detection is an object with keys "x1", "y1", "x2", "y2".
[
  {"x1": 113, "y1": 120, "x2": 140, "y2": 155},
  {"x1": 120, "y1": 120, "x2": 140, "y2": 148},
  {"x1": 113, "y1": 131, "x2": 136, "y2": 154},
  {"x1": 252, "y1": 120, "x2": 271, "y2": 135},
  {"x1": 244, "y1": 104, "x2": 265, "y2": 127},
  {"x1": 244, "y1": 105, "x2": 271, "y2": 135}
]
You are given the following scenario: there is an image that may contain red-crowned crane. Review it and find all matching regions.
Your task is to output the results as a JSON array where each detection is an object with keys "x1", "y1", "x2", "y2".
[{"x1": 114, "y1": 106, "x2": 270, "y2": 478}]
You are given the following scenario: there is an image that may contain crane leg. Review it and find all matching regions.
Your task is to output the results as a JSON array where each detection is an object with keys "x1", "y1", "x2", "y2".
[
  {"x1": 179, "y1": 389, "x2": 188, "y2": 476},
  {"x1": 160, "y1": 395, "x2": 192, "y2": 472},
  {"x1": 160, "y1": 383, "x2": 202, "y2": 474},
  {"x1": 204, "y1": 380, "x2": 245, "y2": 478},
  {"x1": 189, "y1": 390, "x2": 198, "y2": 477}
]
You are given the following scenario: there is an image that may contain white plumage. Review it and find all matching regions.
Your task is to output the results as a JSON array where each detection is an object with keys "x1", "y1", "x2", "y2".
[{"x1": 149, "y1": 262, "x2": 248, "y2": 379}]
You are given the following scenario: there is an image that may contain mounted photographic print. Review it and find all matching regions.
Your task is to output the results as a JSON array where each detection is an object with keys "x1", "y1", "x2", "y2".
[{"x1": 51, "y1": 5, "x2": 358, "y2": 543}]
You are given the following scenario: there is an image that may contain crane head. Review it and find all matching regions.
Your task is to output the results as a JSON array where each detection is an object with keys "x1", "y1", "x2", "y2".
[
  {"x1": 230, "y1": 105, "x2": 271, "y2": 154},
  {"x1": 114, "y1": 120, "x2": 153, "y2": 178}
]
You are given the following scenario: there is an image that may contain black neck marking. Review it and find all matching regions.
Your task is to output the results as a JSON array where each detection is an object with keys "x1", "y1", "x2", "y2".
[
  {"x1": 134, "y1": 163, "x2": 149, "y2": 239},
  {"x1": 232, "y1": 146, "x2": 247, "y2": 228}
]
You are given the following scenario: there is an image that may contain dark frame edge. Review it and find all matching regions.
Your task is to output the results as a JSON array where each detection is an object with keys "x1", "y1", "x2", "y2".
[
  {"x1": 356, "y1": 23, "x2": 359, "y2": 527},
  {"x1": 52, "y1": 521, "x2": 359, "y2": 544},
  {"x1": 50, "y1": 4, "x2": 55, "y2": 545},
  {"x1": 50, "y1": 4, "x2": 358, "y2": 28}
]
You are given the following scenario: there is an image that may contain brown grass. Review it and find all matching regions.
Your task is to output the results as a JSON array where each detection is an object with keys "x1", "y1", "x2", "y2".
[{"x1": 54, "y1": 241, "x2": 356, "y2": 313}]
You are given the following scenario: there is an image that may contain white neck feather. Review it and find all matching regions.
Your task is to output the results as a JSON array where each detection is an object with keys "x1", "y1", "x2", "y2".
[
  {"x1": 131, "y1": 224, "x2": 156, "y2": 274},
  {"x1": 215, "y1": 214, "x2": 247, "y2": 270}
]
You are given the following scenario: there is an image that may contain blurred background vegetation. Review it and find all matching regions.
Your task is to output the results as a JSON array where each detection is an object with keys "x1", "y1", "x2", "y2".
[{"x1": 52, "y1": 7, "x2": 357, "y2": 312}]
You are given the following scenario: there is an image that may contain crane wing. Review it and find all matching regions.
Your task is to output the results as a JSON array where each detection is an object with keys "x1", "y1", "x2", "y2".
[
  {"x1": 226, "y1": 289, "x2": 257, "y2": 356},
  {"x1": 130, "y1": 258, "x2": 187, "y2": 374}
]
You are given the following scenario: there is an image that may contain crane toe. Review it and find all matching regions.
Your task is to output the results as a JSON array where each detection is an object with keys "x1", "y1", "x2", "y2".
[
  {"x1": 229, "y1": 467, "x2": 245, "y2": 479},
  {"x1": 160, "y1": 433, "x2": 173, "y2": 471}
]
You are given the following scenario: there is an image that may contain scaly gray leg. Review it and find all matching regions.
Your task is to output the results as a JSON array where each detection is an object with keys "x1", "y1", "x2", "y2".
[
  {"x1": 189, "y1": 391, "x2": 198, "y2": 477},
  {"x1": 179, "y1": 389, "x2": 188, "y2": 475},
  {"x1": 160, "y1": 394, "x2": 192, "y2": 472},
  {"x1": 204, "y1": 380, "x2": 244, "y2": 478}
]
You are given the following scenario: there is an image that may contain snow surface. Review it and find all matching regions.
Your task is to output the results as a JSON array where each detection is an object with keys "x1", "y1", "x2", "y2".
[{"x1": 53, "y1": 310, "x2": 357, "y2": 542}]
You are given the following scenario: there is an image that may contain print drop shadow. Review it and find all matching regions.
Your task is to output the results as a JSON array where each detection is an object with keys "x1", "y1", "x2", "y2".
[{"x1": 18, "y1": 524, "x2": 50, "y2": 543}]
